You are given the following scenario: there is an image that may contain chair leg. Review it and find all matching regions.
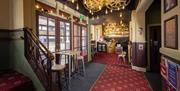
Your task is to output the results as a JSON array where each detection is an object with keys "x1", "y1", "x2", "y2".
[
  {"x1": 63, "y1": 69, "x2": 68, "y2": 89},
  {"x1": 57, "y1": 71, "x2": 62, "y2": 90},
  {"x1": 82, "y1": 58, "x2": 86, "y2": 77},
  {"x1": 123, "y1": 57, "x2": 126, "y2": 64}
]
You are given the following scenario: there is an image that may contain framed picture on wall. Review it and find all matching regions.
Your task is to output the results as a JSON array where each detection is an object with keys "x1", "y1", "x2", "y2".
[
  {"x1": 164, "y1": 15, "x2": 178, "y2": 49},
  {"x1": 164, "y1": 0, "x2": 177, "y2": 13}
]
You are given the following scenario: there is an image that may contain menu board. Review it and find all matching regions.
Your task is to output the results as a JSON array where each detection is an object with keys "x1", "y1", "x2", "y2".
[{"x1": 168, "y1": 61, "x2": 178, "y2": 89}]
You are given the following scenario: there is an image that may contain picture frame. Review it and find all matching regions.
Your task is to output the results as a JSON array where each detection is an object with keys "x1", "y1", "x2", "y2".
[
  {"x1": 164, "y1": 15, "x2": 178, "y2": 49},
  {"x1": 164, "y1": 0, "x2": 177, "y2": 13}
]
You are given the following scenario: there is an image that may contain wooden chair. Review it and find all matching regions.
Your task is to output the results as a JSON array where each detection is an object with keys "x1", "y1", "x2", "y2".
[
  {"x1": 76, "y1": 51, "x2": 86, "y2": 77},
  {"x1": 118, "y1": 51, "x2": 126, "y2": 64},
  {"x1": 51, "y1": 60, "x2": 67, "y2": 90}
]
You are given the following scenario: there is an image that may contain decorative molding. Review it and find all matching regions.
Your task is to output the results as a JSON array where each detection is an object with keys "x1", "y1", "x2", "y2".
[
  {"x1": 0, "y1": 29, "x2": 23, "y2": 32},
  {"x1": 160, "y1": 47, "x2": 180, "y2": 62},
  {"x1": 0, "y1": 29, "x2": 23, "y2": 41}
]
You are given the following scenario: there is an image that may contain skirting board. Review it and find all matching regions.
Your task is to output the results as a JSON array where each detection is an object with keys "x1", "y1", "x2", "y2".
[{"x1": 131, "y1": 65, "x2": 146, "y2": 72}]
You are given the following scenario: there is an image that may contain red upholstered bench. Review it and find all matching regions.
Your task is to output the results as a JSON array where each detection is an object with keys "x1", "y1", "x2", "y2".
[{"x1": 0, "y1": 70, "x2": 35, "y2": 91}]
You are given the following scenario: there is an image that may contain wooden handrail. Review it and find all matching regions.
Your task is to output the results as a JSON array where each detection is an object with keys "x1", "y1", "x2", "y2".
[
  {"x1": 23, "y1": 27, "x2": 54, "y2": 60},
  {"x1": 23, "y1": 27, "x2": 54, "y2": 91}
]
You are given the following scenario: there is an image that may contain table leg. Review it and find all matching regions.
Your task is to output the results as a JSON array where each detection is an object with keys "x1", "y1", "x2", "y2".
[{"x1": 68, "y1": 55, "x2": 71, "y2": 87}]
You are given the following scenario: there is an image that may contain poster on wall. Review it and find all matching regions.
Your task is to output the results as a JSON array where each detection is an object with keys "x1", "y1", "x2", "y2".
[
  {"x1": 164, "y1": 0, "x2": 177, "y2": 13},
  {"x1": 168, "y1": 61, "x2": 178, "y2": 90},
  {"x1": 164, "y1": 15, "x2": 178, "y2": 49},
  {"x1": 160, "y1": 57, "x2": 167, "y2": 79}
]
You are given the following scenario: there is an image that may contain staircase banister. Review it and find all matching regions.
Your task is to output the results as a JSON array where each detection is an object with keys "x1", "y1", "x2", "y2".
[{"x1": 23, "y1": 27, "x2": 54, "y2": 61}]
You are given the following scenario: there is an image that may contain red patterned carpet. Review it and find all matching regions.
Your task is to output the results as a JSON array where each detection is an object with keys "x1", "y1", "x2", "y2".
[
  {"x1": 92, "y1": 52, "x2": 127, "y2": 65},
  {"x1": 90, "y1": 65, "x2": 152, "y2": 91}
]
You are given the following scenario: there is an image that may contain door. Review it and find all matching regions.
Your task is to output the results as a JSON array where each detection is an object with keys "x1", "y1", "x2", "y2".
[{"x1": 149, "y1": 26, "x2": 161, "y2": 72}]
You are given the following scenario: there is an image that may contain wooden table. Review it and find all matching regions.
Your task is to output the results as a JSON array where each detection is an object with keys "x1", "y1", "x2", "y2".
[{"x1": 55, "y1": 50, "x2": 79, "y2": 88}]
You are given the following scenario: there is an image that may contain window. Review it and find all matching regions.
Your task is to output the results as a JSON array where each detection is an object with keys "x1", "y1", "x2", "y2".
[
  {"x1": 73, "y1": 24, "x2": 88, "y2": 56},
  {"x1": 38, "y1": 15, "x2": 56, "y2": 52},
  {"x1": 38, "y1": 15, "x2": 55, "y2": 52},
  {"x1": 73, "y1": 24, "x2": 81, "y2": 51},
  {"x1": 81, "y1": 26, "x2": 88, "y2": 56},
  {"x1": 59, "y1": 21, "x2": 71, "y2": 51}
]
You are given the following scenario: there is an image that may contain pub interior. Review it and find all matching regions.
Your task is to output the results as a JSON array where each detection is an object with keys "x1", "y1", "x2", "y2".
[{"x1": 0, "y1": 0, "x2": 180, "y2": 91}]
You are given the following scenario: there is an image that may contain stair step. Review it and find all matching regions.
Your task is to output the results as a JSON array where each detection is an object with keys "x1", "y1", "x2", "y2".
[{"x1": 0, "y1": 70, "x2": 35, "y2": 91}]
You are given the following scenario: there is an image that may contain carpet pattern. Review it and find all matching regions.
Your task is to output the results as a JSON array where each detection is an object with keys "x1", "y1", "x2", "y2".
[
  {"x1": 90, "y1": 65, "x2": 152, "y2": 91},
  {"x1": 93, "y1": 53, "x2": 127, "y2": 65}
]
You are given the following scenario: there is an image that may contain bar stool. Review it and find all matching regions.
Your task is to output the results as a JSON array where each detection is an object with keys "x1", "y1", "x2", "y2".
[
  {"x1": 118, "y1": 51, "x2": 126, "y2": 64},
  {"x1": 51, "y1": 62, "x2": 67, "y2": 90},
  {"x1": 76, "y1": 51, "x2": 86, "y2": 77}
]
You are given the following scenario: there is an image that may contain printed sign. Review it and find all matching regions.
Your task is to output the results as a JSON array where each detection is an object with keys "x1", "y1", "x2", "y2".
[
  {"x1": 168, "y1": 61, "x2": 178, "y2": 89},
  {"x1": 138, "y1": 44, "x2": 143, "y2": 50},
  {"x1": 161, "y1": 57, "x2": 167, "y2": 79}
]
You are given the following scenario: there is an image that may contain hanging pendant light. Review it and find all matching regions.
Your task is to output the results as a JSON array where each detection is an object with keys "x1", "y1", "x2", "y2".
[
  {"x1": 120, "y1": 12, "x2": 122, "y2": 17},
  {"x1": 71, "y1": 0, "x2": 75, "y2": 3},
  {"x1": 76, "y1": 3, "x2": 79, "y2": 10},
  {"x1": 105, "y1": 9, "x2": 108, "y2": 14},
  {"x1": 110, "y1": 9, "x2": 113, "y2": 13},
  {"x1": 118, "y1": 7, "x2": 120, "y2": 11},
  {"x1": 89, "y1": 10, "x2": 92, "y2": 13}
]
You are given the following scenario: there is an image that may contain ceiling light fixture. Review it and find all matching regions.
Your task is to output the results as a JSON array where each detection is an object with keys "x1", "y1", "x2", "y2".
[
  {"x1": 83, "y1": 0, "x2": 104, "y2": 13},
  {"x1": 83, "y1": 0, "x2": 131, "y2": 14}
]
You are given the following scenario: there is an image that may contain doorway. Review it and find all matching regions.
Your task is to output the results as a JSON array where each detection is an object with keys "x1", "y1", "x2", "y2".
[{"x1": 149, "y1": 26, "x2": 161, "y2": 72}]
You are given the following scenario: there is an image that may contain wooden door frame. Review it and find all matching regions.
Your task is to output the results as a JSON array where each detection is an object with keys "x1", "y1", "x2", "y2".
[{"x1": 146, "y1": 24, "x2": 161, "y2": 71}]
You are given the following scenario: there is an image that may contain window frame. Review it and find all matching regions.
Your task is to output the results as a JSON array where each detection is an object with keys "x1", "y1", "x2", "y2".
[
  {"x1": 37, "y1": 11, "x2": 57, "y2": 52},
  {"x1": 73, "y1": 22, "x2": 88, "y2": 56}
]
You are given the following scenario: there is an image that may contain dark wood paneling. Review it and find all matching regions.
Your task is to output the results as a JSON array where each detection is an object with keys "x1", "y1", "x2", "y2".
[{"x1": 132, "y1": 42, "x2": 147, "y2": 67}]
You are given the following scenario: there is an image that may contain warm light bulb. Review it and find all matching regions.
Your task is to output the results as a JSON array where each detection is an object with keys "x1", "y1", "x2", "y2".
[
  {"x1": 89, "y1": 10, "x2": 92, "y2": 13},
  {"x1": 120, "y1": 20, "x2": 123, "y2": 24},
  {"x1": 35, "y1": 5, "x2": 39, "y2": 9},
  {"x1": 118, "y1": 7, "x2": 120, "y2": 11},
  {"x1": 120, "y1": 12, "x2": 122, "y2": 17},
  {"x1": 103, "y1": 23, "x2": 105, "y2": 25},
  {"x1": 84, "y1": 1, "x2": 86, "y2": 4},
  {"x1": 99, "y1": 6, "x2": 102, "y2": 10},
  {"x1": 64, "y1": 4, "x2": 67, "y2": 10},
  {"x1": 50, "y1": 10, "x2": 53, "y2": 13},
  {"x1": 76, "y1": 3, "x2": 79, "y2": 10},
  {"x1": 41, "y1": 8, "x2": 44, "y2": 11},
  {"x1": 110, "y1": 9, "x2": 113, "y2": 13},
  {"x1": 91, "y1": 12, "x2": 94, "y2": 15},
  {"x1": 122, "y1": 6, "x2": 125, "y2": 9},
  {"x1": 105, "y1": 9, "x2": 108, "y2": 14},
  {"x1": 71, "y1": 0, "x2": 75, "y2": 3}
]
